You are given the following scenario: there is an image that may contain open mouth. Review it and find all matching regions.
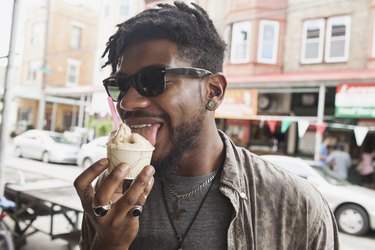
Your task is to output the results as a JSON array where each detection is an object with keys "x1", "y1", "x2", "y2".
[
  {"x1": 130, "y1": 123, "x2": 161, "y2": 146},
  {"x1": 130, "y1": 124, "x2": 152, "y2": 129}
]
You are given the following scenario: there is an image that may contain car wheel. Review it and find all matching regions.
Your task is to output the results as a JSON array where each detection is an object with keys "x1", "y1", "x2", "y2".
[
  {"x1": 82, "y1": 158, "x2": 93, "y2": 169},
  {"x1": 335, "y1": 204, "x2": 369, "y2": 235},
  {"x1": 14, "y1": 146, "x2": 22, "y2": 158},
  {"x1": 42, "y1": 152, "x2": 50, "y2": 163}
]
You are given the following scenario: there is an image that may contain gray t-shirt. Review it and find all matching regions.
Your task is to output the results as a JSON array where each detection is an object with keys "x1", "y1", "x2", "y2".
[
  {"x1": 130, "y1": 168, "x2": 232, "y2": 249},
  {"x1": 327, "y1": 150, "x2": 351, "y2": 180}
]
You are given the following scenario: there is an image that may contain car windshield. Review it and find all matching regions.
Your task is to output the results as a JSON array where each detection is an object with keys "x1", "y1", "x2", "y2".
[
  {"x1": 49, "y1": 134, "x2": 72, "y2": 144},
  {"x1": 312, "y1": 166, "x2": 351, "y2": 186}
]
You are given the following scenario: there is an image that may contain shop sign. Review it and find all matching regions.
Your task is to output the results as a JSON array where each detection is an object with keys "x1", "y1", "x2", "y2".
[
  {"x1": 215, "y1": 89, "x2": 258, "y2": 119},
  {"x1": 335, "y1": 83, "x2": 375, "y2": 118}
]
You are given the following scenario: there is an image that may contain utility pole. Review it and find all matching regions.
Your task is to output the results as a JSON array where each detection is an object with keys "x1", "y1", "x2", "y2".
[
  {"x1": 314, "y1": 84, "x2": 326, "y2": 161},
  {"x1": 37, "y1": 0, "x2": 50, "y2": 130},
  {"x1": 0, "y1": 0, "x2": 21, "y2": 195}
]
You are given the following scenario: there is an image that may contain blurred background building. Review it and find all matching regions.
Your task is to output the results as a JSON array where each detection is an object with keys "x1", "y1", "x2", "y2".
[{"x1": 4, "y1": 0, "x2": 375, "y2": 160}]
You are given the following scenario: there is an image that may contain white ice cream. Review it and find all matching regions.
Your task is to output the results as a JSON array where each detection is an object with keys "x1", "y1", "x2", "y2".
[
  {"x1": 106, "y1": 123, "x2": 154, "y2": 178},
  {"x1": 107, "y1": 122, "x2": 154, "y2": 151}
]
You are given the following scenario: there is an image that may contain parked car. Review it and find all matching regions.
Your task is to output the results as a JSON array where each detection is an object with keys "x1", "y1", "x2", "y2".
[
  {"x1": 13, "y1": 129, "x2": 80, "y2": 164},
  {"x1": 77, "y1": 136, "x2": 108, "y2": 168},
  {"x1": 260, "y1": 155, "x2": 375, "y2": 236}
]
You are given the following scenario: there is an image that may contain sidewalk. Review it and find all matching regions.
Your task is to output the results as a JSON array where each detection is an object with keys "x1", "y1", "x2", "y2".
[
  {"x1": 22, "y1": 232, "x2": 79, "y2": 250},
  {"x1": 4, "y1": 214, "x2": 80, "y2": 250},
  {"x1": 3, "y1": 167, "x2": 82, "y2": 250}
]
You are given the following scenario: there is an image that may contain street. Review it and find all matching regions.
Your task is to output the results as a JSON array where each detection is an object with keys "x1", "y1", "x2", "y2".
[{"x1": 3, "y1": 155, "x2": 375, "y2": 249}]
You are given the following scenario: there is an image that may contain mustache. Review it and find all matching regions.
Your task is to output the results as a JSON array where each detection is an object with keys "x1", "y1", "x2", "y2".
[{"x1": 122, "y1": 110, "x2": 169, "y2": 121}]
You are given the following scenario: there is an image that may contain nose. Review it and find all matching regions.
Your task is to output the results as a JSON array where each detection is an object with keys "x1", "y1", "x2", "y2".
[{"x1": 117, "y1": 86, "x2": 151, "y2": 112}]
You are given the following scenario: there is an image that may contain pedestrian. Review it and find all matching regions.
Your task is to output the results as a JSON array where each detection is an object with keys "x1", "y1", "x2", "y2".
[
  {"x1": 326, "y1": 143, "x2": 352, "y2": 180},
  {"x1": 319, "y1": 135, "x2": 335, "y2": 168},
  {"x1": 356, "y1": 143, "x2": 374, "y2": 188},
  {"x1": 74, "y1": 2, "x2": 339, "y2": 249}
]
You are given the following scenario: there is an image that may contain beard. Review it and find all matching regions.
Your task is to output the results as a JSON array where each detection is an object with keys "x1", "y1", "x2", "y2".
[{"x1": 152, "y1": 110, "x2": 205, "y2": 179}]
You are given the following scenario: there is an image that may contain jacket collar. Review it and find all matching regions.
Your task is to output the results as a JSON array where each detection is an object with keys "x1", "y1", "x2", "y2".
[{"x1": 218, "y1": 130, "x2": 249, "y2": 200}]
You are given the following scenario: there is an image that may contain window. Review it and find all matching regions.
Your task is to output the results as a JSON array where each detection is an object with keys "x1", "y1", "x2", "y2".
[
  {"x1": 230, "y1": 21, "x2": 251, "y2": 63},
  {"x1": 119, "y1": 0, "x2": 130, "y2": 16},
  {"x1": 28, "y1": 60, "x2": 41, "y2": 81},
  {"x1": 325, "y1": 16, "x2": 351, "y2": 62},
  {"x1": 300, "y1": 16, "x2": 351, "y2": 64},
  {"x1": 71, "y1": 25, "x2": 82, "y2": 49},
  {"x1": 17, "y1": 107, "x2": 32, "y2": 128},
  {"x1": 257, "y1": 20, "x2": 279, "y2": 64},
  {"x1": 67, "y1": 59, "x2": 81, "y2": 86},
  {"x1": 301, "y1": 19, "x2": 324, "y2": 64},
  {"x1": 31, "y1": 21, "x2": 45, "y2": 45}
]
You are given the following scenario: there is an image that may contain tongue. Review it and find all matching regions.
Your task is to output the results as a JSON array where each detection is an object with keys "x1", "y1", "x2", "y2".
[{"x1": 136, "y1": 124, "x2": 161, "y2": 146}]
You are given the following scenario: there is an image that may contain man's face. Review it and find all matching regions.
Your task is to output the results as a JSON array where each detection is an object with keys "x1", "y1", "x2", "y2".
[{"x1": 116, "y1": 39, "x2": 207, "y2": 176}]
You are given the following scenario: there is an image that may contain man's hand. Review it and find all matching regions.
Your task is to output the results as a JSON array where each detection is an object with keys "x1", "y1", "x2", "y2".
[{"x1": 74, "y1": 158, "x2": 155, "y2": 249}]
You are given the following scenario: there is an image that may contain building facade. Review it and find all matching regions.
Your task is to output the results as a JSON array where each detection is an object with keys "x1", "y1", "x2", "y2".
[
  {"x1": 15, "y1": 0, "x2": 99, "y2": 133},
  {"x1": 132, "y1": 0, "x2": 375, "y2": 159},
  {"x1": 204, "y1": 0, "x2": 375, "y2": 159},
  {"x1": 13, "y1": 0, "x2": 145, "y2": 135},
  {"x1": 11, "y1": 0, "x2": 375, "y2": 159}
]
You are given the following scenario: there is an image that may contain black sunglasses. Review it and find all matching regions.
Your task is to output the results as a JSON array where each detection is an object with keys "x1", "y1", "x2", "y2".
[{"x1": 103, "y1": 65, "x2": 212, "y2": 102}]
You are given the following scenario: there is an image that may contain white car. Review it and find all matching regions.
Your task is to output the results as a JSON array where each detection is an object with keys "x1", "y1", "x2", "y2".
[
  {"x1": 77, "y1": 136, "x2": 108, "y2": 168},
  {"x1": 13, "y1": 129, "x2": 80, "y2": 164},
  {"x1": 260, "y1": 155, "x2": 375, "y2": 236}
]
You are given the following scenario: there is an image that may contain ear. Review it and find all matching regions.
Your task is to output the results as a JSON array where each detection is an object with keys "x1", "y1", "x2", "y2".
[{"x1": 205, "y1": 73, "x2": 227, "y2": 109}]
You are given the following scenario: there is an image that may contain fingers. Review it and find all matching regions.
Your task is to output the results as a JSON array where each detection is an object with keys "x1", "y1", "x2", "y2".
[
  {"x1": 114, "y1": 165, "x2": 155, "y2": 218},
  {"x1": 75, "y1": 158, "x2": 155, "y2": 222},
  {"x1": 136, "y1": 176, "x2": 154, "y2": 205},
  {"x1": 74, "y1": 158, "x2": 109, "y2": 211},
  {"x1": 93, "y1": 163, "x2": 130, "y2": 206}
]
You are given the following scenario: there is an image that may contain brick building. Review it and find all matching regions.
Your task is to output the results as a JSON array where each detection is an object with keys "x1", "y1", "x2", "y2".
[
  {"x1": 15, "y1": 0, "x2": 99, "y2": 132},
  {"x1": 14, "y1": 0, "x2": 144, "y2": 134}
]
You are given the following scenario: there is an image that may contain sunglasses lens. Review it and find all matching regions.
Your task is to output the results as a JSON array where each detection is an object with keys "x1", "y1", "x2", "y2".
[
  {"x1": 105, "y1": 77, "x2": 130, "y2": 102},
  {"x1": 134, "y1": 67, "x2": 165, "y2": 97},
  {"x1": 107, "y1": 85, "x2": 121, "y2": 101}
]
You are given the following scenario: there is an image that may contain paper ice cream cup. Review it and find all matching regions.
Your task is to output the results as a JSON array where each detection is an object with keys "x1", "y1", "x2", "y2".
[{"x1": 107, "y1": 147, "x2": 154, "y2": 179}]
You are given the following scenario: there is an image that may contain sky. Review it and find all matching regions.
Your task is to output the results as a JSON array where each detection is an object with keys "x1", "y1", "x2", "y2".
[{"x1": 0, "y1": 0, "x2": 13, "y2": 66}]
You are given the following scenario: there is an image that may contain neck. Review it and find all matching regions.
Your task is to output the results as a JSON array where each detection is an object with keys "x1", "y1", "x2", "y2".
[{"x1": 173, "y1": 123, "x2": 224, "y2": 177}]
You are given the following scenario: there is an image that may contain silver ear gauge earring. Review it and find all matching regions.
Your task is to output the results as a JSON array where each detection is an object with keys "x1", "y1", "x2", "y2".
[{"x1": 207, "y1": 100, "x2": 215, "y2": 109}]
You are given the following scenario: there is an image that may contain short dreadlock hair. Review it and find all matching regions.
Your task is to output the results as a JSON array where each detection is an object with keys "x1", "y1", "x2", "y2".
[{"x1": 102, "y1": 1, "x2": 226, "y2": 74}]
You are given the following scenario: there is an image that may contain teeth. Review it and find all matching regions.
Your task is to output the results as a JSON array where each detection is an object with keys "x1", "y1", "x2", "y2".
[{"x1": 130, "y1": 124, "x2": 152, "y2": 129}]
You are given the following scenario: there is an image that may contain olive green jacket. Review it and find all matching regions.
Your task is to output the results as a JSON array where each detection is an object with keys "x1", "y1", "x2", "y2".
[
  {"x1": 217, "y1": 131, "x2": 339, "y2": 249},
  {"x1": 80, "y1": 131, "x2": 339, "y2": 249}
]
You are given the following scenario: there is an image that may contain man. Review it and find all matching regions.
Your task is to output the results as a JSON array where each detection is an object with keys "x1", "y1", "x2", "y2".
[
  {"x1": 74, "y1": 2, "x2": 339, "y2": 249},
  {"x1": 327, "y1": 143, "x2": 352, "y2": 180}
]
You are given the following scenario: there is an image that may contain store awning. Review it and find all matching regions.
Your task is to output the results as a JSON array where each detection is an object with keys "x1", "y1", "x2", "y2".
[
  {"x1": 225, "y1": 69, "x2": 375, "y2": 88},
  {"x1": 45, "y1": 85, "x2": 103, "y2": 97}
]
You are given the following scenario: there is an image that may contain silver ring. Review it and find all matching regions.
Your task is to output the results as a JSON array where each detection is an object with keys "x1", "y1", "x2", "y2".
[
  {"x1": 130, "y1": 205, "x2": 143, "y2": 217},
  {"x1": 92, "y1": 200, "x2": 112, "y2": 217}
]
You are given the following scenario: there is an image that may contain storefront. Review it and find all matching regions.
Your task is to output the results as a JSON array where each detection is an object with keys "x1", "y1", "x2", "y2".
[
  {"x1": 334, "y1": 83, "x2": 375, "y2": 157},
  {"x1": 216, "y1": 71, "x2": 375, "y2": 160}
]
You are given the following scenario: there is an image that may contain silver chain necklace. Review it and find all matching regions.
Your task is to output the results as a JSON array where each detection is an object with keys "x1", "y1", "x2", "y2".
[
  {"x1": 161, "y1": 168, "x2": 220, "y2": 250},
  {"x1": 161, "y1": 170, "x2": 217, "y2": 220}
]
